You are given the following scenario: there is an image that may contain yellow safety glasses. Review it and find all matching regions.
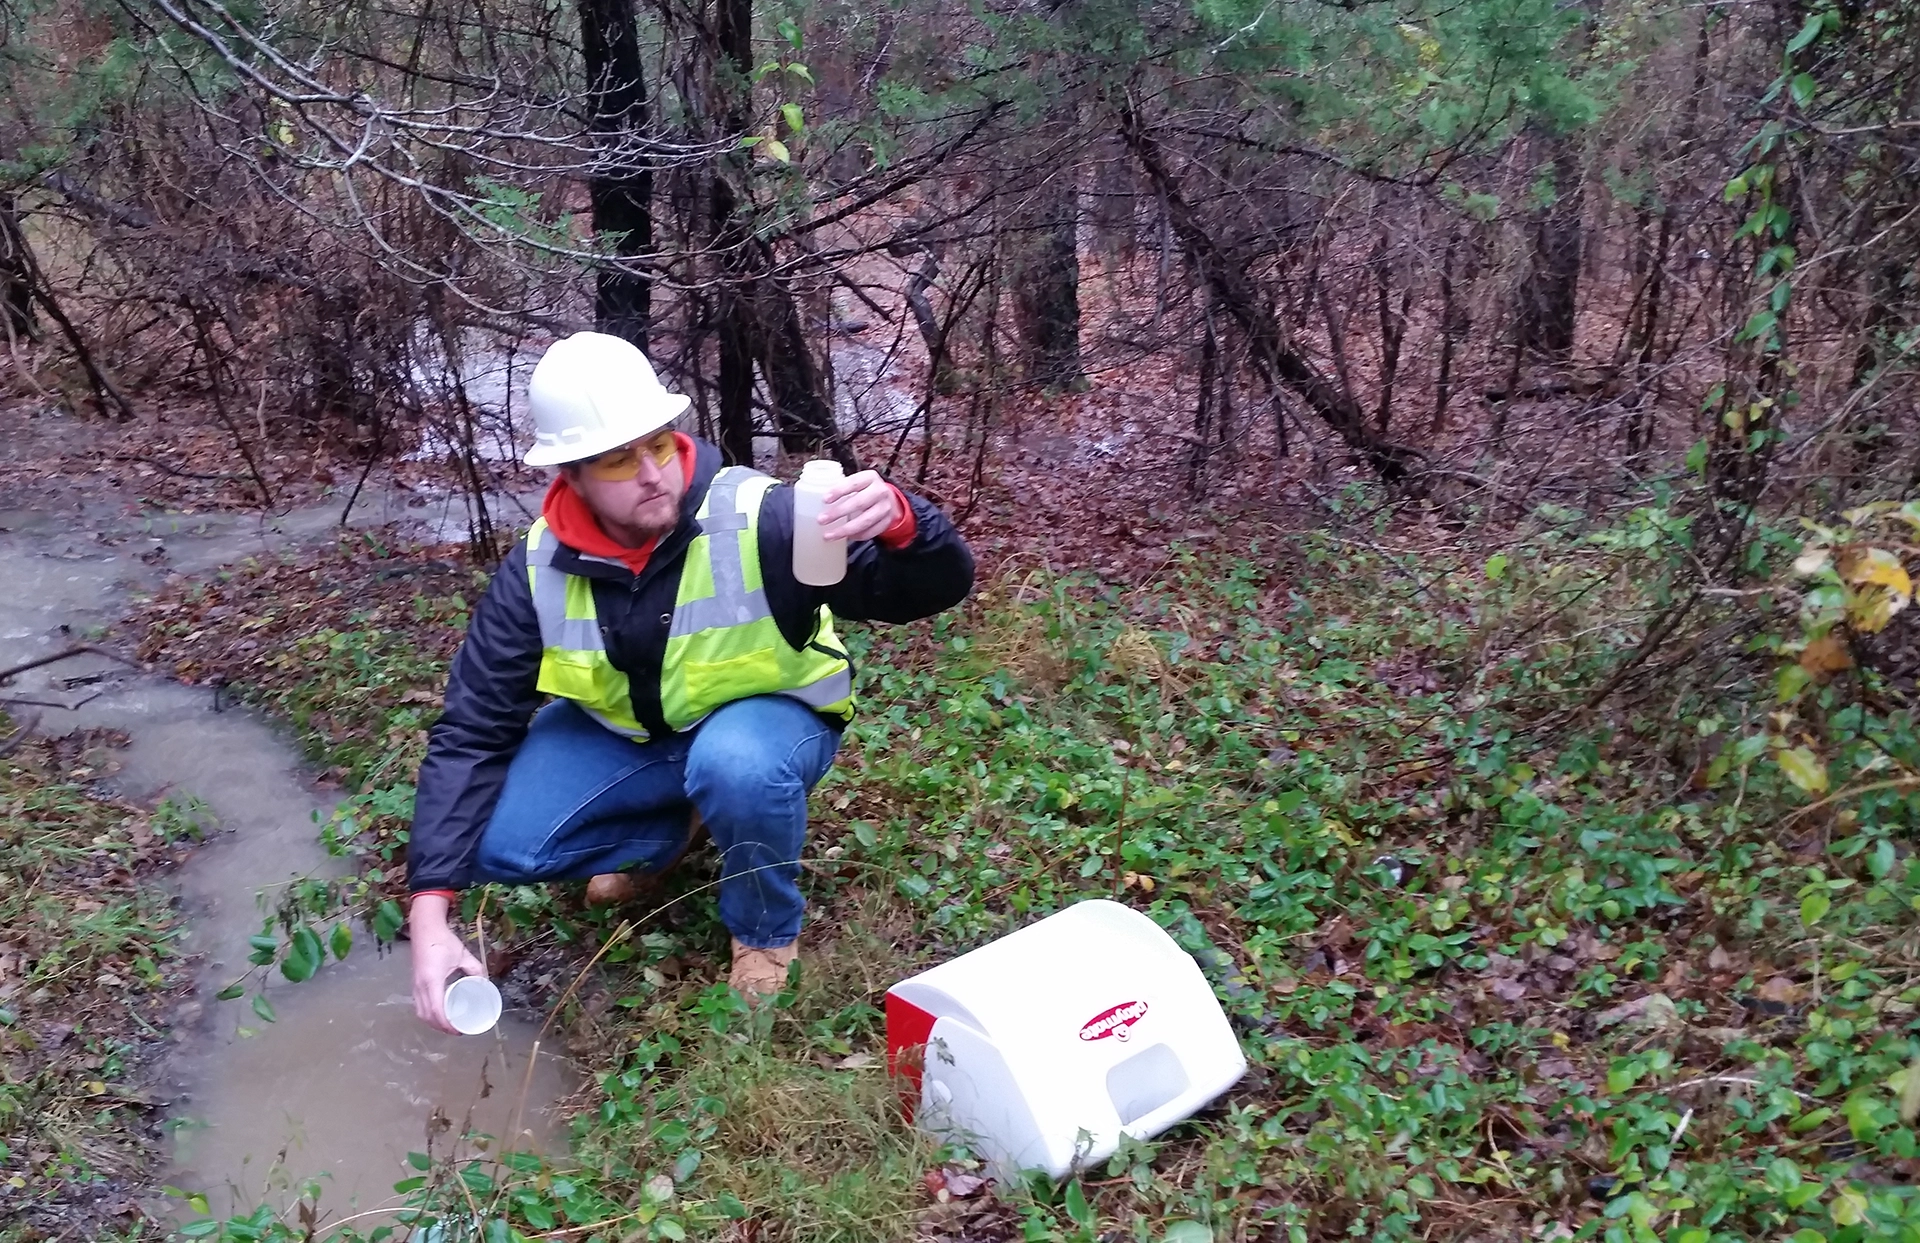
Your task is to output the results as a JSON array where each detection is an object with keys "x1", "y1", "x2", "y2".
[{"x1": 581, "y1": 432, "x2": 677, "y2": 481}]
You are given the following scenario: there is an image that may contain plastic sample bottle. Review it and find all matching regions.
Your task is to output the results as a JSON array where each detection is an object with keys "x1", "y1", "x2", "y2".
[{"x1": 791, "y1": 459, "x2": 848, "y2": 586}]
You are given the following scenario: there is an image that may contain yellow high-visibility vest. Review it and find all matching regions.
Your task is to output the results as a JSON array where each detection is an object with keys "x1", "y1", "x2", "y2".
[{"x1": 523, "y1": 466, "x2": 854, "y2": 739}]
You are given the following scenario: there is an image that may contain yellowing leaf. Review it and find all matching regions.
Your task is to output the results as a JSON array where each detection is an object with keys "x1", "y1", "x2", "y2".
[
  {"x1": 1845, "y1": 585, "x2": 1907, "y2": 634},
  {"x1": 1831, "y1": 1186, "x2": 1870, "y2": 1226},
  {"x1": 1837, "y1": 546, "x2": 1912, "y2": 599},
  {"x1": 762, "y1": 138, "x2": 791, "y2": 163},
  {"x1": 1903, "y1": 1054, "x2": 1920, "y2": 1124},
  {"x1": 1776, "y1": 746, "x2": 1829, "y2": 795}
]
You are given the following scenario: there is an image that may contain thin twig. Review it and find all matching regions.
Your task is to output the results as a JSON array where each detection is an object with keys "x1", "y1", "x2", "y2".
[
  {"x1": 0, "y1": 643, "x2": 142, "y2": 685},
  {"x1": 1783, "y1": 775, "x2": 1920, "y2": 826}
]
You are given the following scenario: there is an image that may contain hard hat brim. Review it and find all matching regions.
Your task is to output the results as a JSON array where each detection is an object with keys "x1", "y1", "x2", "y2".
[{"x1": 522, "y1": 392, "x2": 692, "y2": 467}]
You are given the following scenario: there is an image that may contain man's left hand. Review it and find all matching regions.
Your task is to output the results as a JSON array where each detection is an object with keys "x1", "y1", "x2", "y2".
[{"x1": 818, "y1": 470, "x2": 903, "y2": 542}]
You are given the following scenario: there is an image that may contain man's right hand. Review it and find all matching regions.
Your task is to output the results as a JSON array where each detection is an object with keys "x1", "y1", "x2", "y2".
[{"x1": 408, "y1": 893, "x2": 486, "y2": 1034}]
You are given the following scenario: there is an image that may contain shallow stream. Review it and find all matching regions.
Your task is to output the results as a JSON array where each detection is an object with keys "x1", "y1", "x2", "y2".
[{"x1": 0, "y1": 432, "x2": 568, "y2": 1230}]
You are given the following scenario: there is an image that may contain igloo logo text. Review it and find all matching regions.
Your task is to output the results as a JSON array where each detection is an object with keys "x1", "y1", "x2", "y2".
[{"x1": 1078, "y1": 1000, "x2": 1149, "y2": 1043}]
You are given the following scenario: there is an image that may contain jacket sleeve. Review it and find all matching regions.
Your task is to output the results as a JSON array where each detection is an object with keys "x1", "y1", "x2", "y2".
[
  {"x1": 760, "y1": 483, "x2": 975, "y2": 645},
  {"x1": 406, "y1": 544, "x2": 545, "y2": 891}
]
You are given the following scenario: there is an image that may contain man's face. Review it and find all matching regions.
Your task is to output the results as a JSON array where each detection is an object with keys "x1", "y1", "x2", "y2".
[{"x1": 566, "y1": 430, "x2": 685, "y2": 541}]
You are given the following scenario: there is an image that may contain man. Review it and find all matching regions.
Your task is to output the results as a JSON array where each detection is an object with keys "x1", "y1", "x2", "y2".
[{"x1": 405, "y1": 332, "x2": 974, "y2": 1033}]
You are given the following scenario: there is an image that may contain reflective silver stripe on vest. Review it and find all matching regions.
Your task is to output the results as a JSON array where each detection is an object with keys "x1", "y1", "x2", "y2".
[
  {"x1": 785, "y1": 665, "x2": 853, "y2": 709},
  {"x1": 526, "y1": 521, "x2": 606, "y2": 651},
  {"x1": 671, "y1": 466, "x2": 775, "y2": 638}
]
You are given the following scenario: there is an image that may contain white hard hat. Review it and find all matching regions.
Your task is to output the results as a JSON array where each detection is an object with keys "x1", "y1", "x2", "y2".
[{"x1": 524, "y1": 332, "x2": 691, "y2": 467}]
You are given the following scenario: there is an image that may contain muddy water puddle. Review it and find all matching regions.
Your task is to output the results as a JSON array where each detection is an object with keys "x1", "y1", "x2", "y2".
[{"x1": 0, "y1": 486, "x2": 570, "y2": 1227}]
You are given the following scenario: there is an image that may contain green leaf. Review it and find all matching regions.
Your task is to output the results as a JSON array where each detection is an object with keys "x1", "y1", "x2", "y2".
[
  {"x1": 1738, "y1": 310, "x2": 1778, "y2": 344},
  {"x1": 215, "y1": 981, "x2": 245, "y2": 1001},
  {"x1": 787, "y1": 63, "x2": 813, "y2": 83},
  {"x1": 718, "y1": 1191, "x2": 749, "y2": 1220},
  {"x1": 281, "y1": 925, "x2": 323, "y2": 983},
  {"x1": 331, "y1": 922, "x2": 353, "y2": 961},
  {"x1": 1686, "y1": 438, "x2": 1709, "y2": 476},
  {"x1": 1776, "y1": 746, "x2": 1830, "y2": 795},
  {"x1": 1484, "y1": 553, "x2": 1508, "y2": 581},
  {"x1": 1063, "y1": 1180, "x2": 1093, "y2": 1228},
  {"x1": 781, "y1": 103, "x2": 805, "y2": 133},
  {"x1": 1163, "y1": 1222, "x2": 1213, "y2": 1243},
  {"x1": 391, "y1": 1176, "x2": 426, "y2": 1194},
  {"x1": 374, "y1": 899, "x2": 405, "y2": 943},
  {"x1": 1830, "y1": 1186, "x2": 1870, "y2": 1226},
  {"x1": 252, "y1": 992, "x2": 277, "y2": 1023},
  {"x1": 1788, "y1": 1106, "x2": 1834, "y2": 1133},
  {"x1": 657, "y1": 1219, "x2": 687, "y2": 1242},
  {"x1": 1776, "y1": 664, "x2": 1812, "y2": 702},
  {"x1": 408, "y1": 1151, "x2": 432, "y2": 1171},
  {"x1": 1789, "y1": 72, "x2": 1817, "y2": 107},
  {"x1": 1786, "y1": 11, "x2": 1824, "y2": 54},
  {"x1": 178, "y1": 1221, "x2": 220, "y2": 1238},
  {"x1": 521, "y1": 1201, "x2": 556, "y2": 1230},
  {"x1": 1801, "y1": 891, "x2": 1832, "y2": 926}
]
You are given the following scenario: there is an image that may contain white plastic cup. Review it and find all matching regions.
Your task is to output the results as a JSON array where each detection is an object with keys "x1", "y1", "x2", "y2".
[{"x1": 444, "y1": 975, "x2": 502, "y2": 1035}]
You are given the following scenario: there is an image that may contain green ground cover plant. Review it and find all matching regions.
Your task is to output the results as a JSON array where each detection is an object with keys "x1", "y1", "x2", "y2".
[
  {"x1": 0, "y1": 723, "x2": 191, "y2": 1242},
  {"x1": 128, "y1": 495, "x2": 1920, "y2": 1242}
]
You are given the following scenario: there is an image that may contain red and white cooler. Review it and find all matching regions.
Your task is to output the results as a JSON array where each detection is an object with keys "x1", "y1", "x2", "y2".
[{"x1": 885, "y1": 899, "x2": 1247, "y2": 1181}]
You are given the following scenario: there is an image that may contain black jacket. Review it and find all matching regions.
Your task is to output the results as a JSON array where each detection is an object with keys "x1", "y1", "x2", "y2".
[{"x1": 406, "y1": 438, "x2": 975, "y2": 891}]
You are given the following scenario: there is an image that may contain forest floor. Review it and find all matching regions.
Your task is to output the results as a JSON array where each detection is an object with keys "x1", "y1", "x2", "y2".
[
  {"x1": 5, "y1": 365, "x2": 1918, "y2": 1242},
  {"x1": 0, "y1": 723, "x2": 205, "y2": 1242},
  {"x1": 98, "y1": 406, "x2": 1920, "y2": 1243}
]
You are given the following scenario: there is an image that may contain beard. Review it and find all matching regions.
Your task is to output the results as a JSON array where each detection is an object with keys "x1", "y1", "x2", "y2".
[{"x1": 621, "y1": 491, "x2": 680, "y2": 539}]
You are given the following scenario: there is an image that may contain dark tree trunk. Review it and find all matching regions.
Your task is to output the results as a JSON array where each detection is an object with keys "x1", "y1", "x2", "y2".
[
  {"x1": 577, "y1": 0, "x2": 653, "y2": 347},
  {"x1": 756, "y1": 274, "x2": 845, "y2": 461},
  {"x1": 0, "y1": 197, "x2": 36, "y2": 344},
  {"x1": 1011, "y1": 173, "x2": 1083, "y2": 389},
  {"x1": 1372, "y1": 230, "x2": 1409, "y2": 432},
  {"x1": 1517, "y1": 137, "x2": 1583, "y2": 359},
  {"x1": 711, "y1": 0, "x2": 758, "y2": 464},
  {"x1": 714, "y1": 316, "x2": 754, "y2": 464},
  {"x1": 705, "y1": 0, "x2": 841, "y2": 464},
  {"x1": 1431, "y1": 235, "x2": 1459, "y2": 434}
]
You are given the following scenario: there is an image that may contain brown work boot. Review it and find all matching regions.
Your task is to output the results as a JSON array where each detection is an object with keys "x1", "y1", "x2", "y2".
[
  {"x1": 585, "y1": 872, "x2": 636, "y2": 906},
  {"x1": 584, "y1": 810, "x2": 706, "y2": 908},
  {"x1": 728, "y1": 937, "x2": 799, "y2": 1002}
]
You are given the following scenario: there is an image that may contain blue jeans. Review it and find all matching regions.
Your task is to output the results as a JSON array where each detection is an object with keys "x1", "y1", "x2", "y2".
[{"x1": 473, "y1": 696, "x2": 841, "y2": 947}]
